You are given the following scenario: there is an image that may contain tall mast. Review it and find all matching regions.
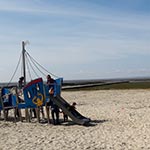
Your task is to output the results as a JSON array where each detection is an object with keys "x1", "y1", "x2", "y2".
[{"x1": 22, "y1": 41, "x2": 26, "y2": 86}]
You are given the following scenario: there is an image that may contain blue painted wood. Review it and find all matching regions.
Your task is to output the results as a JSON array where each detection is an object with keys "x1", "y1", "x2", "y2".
[
  {"x1": 1, "y1": 88, "x2": 17, "y2": 108},
  {"x1": 23, "y1": 78, "x2": 45, "y2": 108}
]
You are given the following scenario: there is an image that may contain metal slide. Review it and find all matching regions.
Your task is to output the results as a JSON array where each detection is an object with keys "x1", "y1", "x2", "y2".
[{"x1": 51, "y1": 95, "x2": 90, "y2": 125}]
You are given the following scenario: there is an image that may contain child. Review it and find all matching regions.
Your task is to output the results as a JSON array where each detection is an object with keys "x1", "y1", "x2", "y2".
[
  {"x1": 70, "y1": 102, "x2": 77, "y2": 110},
  {"x1": 63, "y1": 112, "x2": 68, "y2": 122}
]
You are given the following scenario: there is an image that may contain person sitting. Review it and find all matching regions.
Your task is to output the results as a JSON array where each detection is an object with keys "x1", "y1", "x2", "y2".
[
  {"x1": 70, "y1": 102, "x2": 77, "y2": 110},
  {"x1": 63, "y1": 102, "x2": 77, "y2": 121}
]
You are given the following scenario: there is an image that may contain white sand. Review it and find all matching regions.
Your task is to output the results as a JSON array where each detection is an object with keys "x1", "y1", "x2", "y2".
[{"x1": 0, "y1": 89, "x2": 150, "y2": 150}]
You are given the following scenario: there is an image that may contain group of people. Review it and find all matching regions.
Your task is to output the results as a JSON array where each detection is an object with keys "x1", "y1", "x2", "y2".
[
  {"x1": 17, "y1": 75, "x2": 76, "y2": 125},
  {"x1": 46, "y1": 74, "x2": 77, "y2": 125},
  {"x1": 1, "y1": 74, "x2": 76, "y2": 124}
]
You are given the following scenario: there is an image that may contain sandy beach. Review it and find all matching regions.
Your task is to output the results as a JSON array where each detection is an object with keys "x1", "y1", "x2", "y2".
[{"x1": 0, "y1": 89, "x2": 150, "y2": 150}]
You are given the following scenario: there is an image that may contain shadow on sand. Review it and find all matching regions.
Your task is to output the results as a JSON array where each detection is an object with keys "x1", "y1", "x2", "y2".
[
  {"x1": 0, "y1": 116, "x2": 109, "y2": 127},
  {"x1": 61, "y1": 119, "x2": 109, "y2": 127},
  {"x1": 86, "y1": 119, "x2": 109, "y2": 127}
]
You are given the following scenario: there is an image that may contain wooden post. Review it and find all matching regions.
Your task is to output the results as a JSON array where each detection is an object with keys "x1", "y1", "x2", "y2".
[
  {"x1": 0, "y1": 93, "x2": 7, "y2": 121},
  {"x1": 15, "y1": 87, "x2": 23, "y2": 122},
  {"x1": 22, "y1": 41, "x2": 26, "y2": 86},
  {"x1": 25, "y1": 108, "x2": 30, "y2": 122},
  {"x1": 36, "y1": 107, "x2": 40, "y2": 123},
  {"x1": 45, "y1": 104, "x2": 51, "y2": 124}
]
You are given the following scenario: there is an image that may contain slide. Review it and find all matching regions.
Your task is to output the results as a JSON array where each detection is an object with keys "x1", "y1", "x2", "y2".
[{"x1": 51, "y1": 95, "x2": 90, "y2": 125}]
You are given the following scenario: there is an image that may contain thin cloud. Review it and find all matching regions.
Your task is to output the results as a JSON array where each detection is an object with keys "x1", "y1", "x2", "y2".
[{"x1": 0, "y1": 0, "x2": 150, "y2": 81}]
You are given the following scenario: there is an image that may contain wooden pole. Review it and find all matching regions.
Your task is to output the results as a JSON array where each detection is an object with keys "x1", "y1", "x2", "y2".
[
  {"x1": 22, "y1": 41, "x2": 30, "y2": 122},
  {"x1": 22, "y1": 41, "x2": 26, "y2": 86}
]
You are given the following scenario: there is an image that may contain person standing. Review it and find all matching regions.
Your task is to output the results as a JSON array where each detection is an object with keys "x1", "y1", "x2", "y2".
[
  {"x1": 50, "y1": 101, "x2": 60, "y2": 125},
  {"x1": 47, "y1": 75, "x2": 55, "y2": 87},
  {"x1": 46, "y1": 75, "x2": 60, "y2": 125},
  {"x1": 18, "y1": 76, "x2": 25, "y2": 101},
  {"x1": 18, "y1": 76, "x2": 24, "y2": 90}
]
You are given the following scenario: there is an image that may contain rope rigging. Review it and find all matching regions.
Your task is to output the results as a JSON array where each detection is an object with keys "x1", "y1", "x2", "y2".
[
  {"x1": 7, "y1": 48, "x2": 60, "y2": 86},
  {"x1": 26, "y1": 53, "x2": 40, "y2": 79},
  {"x1": 26, "y1": 52, "x2": 47, "y2": 77},
  {"x1": 7, "y1": 53, "x2": 22, "y2": 86},
  {"x1": 26, "y1": 51, "x2": 59, "y2": 78},
  {"x1": 25, "y1": 53, "x2": 33, "y2": 81}
]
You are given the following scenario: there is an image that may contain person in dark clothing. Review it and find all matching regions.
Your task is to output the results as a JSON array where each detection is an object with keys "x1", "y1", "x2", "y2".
[
  {"x1": 18, "y1": 76, "x2": 24, "y2": 89},
  {"x1": 70, "y1": 102, "x2": 77, "y2": 111},
  {"x1": 59, "y1": 108, "x2": 68, "y2": 122},
  {"x1": 18, "y1": 76, "x2": 24, "y2": 102},
  {"x1": 63, "y1": 112, "x2": 68, "y2": 122},
  {"x1": 50, "y1": 101, "x2": 60, "y2": 125},
  {"x1": 47, "y1": 74, "x2": 55, "y2": 87},
  {"x1": 46, "y1": 75, "x2": 60, "y2": 125},
  {"x1": 47, "y1": 74, "x2": 55, "y2": 98},
  {"x1": 46, "y1": 74, "x2": 55, "y2": 106}
]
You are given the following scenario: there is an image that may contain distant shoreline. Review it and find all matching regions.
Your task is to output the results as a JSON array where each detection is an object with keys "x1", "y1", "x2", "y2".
[{"x1": 1, "y1": 77, "x2": 150, "y2": 90}]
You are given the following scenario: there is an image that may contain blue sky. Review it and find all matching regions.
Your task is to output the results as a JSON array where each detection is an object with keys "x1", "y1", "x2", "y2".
[{"x1": 0, "y1": 0, "x2": 150, "y2": 82}]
